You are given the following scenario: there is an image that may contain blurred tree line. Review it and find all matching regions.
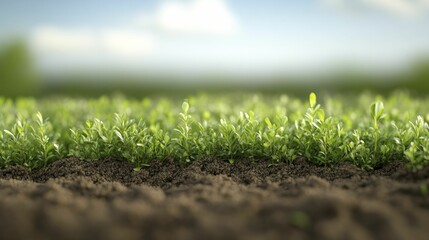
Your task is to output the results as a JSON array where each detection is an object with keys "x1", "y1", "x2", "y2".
[
  {"x1": 0, "y1": 39, "x2": 428, "y2": 98},
  {"x1": 0, "y1": 40, "x2": 39, "y2": 97},
  {"x1": 401, "y1": 59, "x2": 429, "y2": 90}
]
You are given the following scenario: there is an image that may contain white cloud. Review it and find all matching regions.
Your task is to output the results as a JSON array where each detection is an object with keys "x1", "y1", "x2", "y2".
[
  {"x1": 30, "y1": 0, "x2": 240, "y2": 71},
  {"x1": 139, "y1": 0, "x2": 239, "y2": 36},
  {"x1": 322, "y1": 0, "x2": 429, "y2": 17},
  {"x1": 32, "y1": 27, "x2": 96, "y2": 55},
  {"x1": 32, "y1": 26, "x2": 157, "y2": 60},
  {"x1": 101, "y1": 29, "x2": 157, "y2": 58}
]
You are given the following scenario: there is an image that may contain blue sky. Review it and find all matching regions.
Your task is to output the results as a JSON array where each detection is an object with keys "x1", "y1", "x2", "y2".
[{"x1": 1, "y1": 0, "x2": 429, "y2": 76}]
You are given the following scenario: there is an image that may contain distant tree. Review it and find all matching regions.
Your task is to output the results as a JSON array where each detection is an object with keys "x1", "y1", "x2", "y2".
[
  {"x1": 410, "y1": 59, "x2": 429, "y2": 88},
  {"x1": 0, "y1": 40, "x2": 39, "y2": 97}
]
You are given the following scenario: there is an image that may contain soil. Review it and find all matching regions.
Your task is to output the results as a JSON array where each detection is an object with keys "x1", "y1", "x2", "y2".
[{"x1": 1, "y1": 158, "x2": 429, "y2": 240}]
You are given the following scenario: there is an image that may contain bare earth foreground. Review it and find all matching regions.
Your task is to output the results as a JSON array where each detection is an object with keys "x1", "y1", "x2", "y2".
[{"x1": 1, "y1": 158, "x2": 429, "y2": 240}]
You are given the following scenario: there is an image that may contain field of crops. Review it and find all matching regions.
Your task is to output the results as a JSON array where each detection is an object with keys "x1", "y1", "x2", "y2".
[
  {"x1": 0, "y1": 91, "x2": 428, "y2": 170},
  {"x1": 1, "y1": 91, "x2": 429, "y2": 240}
]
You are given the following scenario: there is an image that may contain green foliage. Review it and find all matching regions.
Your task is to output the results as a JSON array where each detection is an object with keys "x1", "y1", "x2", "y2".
[
  {"x1": 0, "y1": 92, "x2": 429, "y2": 170},
  {"x1": 0, "y1": 112, "x2": 60, "y2": 168},
  {"x1": 404, "y1": 116, "x2": 429, "y2": 171},
  {"x1": 70, "y1": 113, "x2": 171, "y2": 166},
  {"x1": 173, "y1": 100, "x2": 197, "y2": 162},
  {"x1": 294, "y1": 92, "x2": 344, "y2": 165}
]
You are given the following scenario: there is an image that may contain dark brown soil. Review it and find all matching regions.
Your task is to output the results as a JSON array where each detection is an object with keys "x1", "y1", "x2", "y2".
[{"x1": 1, "y1": 158, "x2": 429, "y2": 240}]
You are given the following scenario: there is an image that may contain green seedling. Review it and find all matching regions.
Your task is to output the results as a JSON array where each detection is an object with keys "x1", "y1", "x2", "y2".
[{"x1": 370, "y1": 101, "x2": 385, "y2": 165}]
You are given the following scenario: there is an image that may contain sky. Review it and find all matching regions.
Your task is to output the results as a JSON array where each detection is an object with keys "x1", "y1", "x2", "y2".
[{"x1": 1, "y1": 0, "x2": 429, "y2": 77}]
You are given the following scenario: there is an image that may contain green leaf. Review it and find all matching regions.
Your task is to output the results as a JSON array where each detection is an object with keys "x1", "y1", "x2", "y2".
[
  {"x1": 36, "y1": 112, "x2": 44, "y2": 125},
  {"x1": 309, "y1": 92, "x2": 317, "y2": 108},
  {"x1": 4, "y1": 130, "x2": 15, "y2": 139},
  {"x1": 370, "y1": 103, "x2": 376, "y2": 118},
  {"x1": 265, "y1": 117, "x2": 273, "y2": 128},
  {"x1": 370, "y1": 102, "x2": 384, "y2": 121},
  {"x1": 182, "y1": 101, "x2": 189, "y2": 114},
  {"x1": 114, "y1": 130, "x2": 124, "y2": 142}
]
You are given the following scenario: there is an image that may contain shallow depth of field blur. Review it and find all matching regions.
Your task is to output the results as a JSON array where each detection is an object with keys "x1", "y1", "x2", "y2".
[{"x1": 1, "y1": 0, "x2": 429, "y2": 97}]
